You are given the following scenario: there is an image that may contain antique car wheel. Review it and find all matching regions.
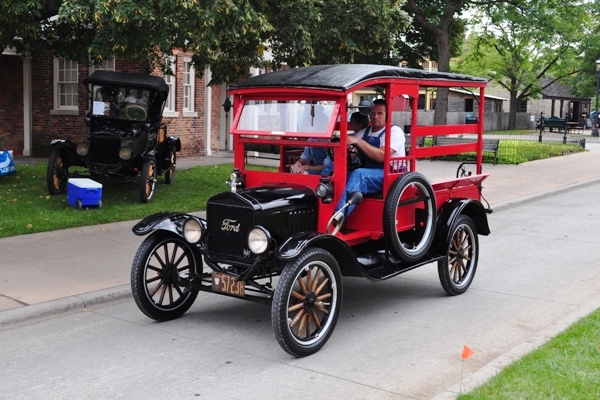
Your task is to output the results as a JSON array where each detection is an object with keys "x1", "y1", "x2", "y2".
[
  {"x1": 47, "y1": 149, "x2": 69, "y2": 195},
  {"x1": 271, "y1": 248, "x2": 342, "y2": 357},
  {"x1": 438, "y1": 215, "x2": 479, "y2": 296},
  {"x1": 131, "y1": 231, "x2": 199, "y2": 321},
  {"x1": 140, "y1": 159, "x2": 157, "y2": 203},
  {"x1": 383, "y1": 172, "x2": 436, "y2": 262},
  {"x1": 165, "y1": 152, "x2": 176, "y2": 184}
]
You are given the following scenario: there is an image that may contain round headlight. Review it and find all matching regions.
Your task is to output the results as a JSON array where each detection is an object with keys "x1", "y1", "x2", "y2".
[
  {"x1": 183, "y1": 219, "x2": 203, "y2": 243},
  {"x1": 248, "y1": 226, "x2": 270, "y2": 255},
  {"x1": 76, "y1": 142, "x2": 89, "y2": 156},
  {"x1": 119, "y1": 147, "x2": 132, "y2": 160}
]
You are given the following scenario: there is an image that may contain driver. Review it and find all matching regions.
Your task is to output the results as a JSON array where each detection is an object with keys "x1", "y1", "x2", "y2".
[{"x1": 335, "y1": 98, "x2": 405, "y2": 217}]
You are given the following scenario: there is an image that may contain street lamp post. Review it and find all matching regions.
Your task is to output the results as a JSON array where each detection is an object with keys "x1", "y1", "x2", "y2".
[{"x1": 592, "y1": 58, "x2": 600, "y2": 137}]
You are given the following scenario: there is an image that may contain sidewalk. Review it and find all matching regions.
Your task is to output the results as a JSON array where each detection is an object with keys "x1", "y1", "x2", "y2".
[{"x1": 2, "y1": 146, "x2": 600, "y2": 327}]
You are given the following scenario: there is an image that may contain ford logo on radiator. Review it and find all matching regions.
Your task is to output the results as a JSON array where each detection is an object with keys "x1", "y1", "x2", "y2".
[{"x1": 221, "y1": 219, "x2": 241, "y2": 232}]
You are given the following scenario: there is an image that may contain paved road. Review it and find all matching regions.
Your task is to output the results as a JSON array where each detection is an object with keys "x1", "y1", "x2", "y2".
[{"x1": 1, "y1": 183, "x2": 600, "y2": 399}]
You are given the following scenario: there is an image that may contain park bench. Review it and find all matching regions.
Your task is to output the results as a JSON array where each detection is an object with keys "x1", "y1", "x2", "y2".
[
  {"x1": 542, "y1": 116, "x2": 567, "y2": 132},
  {"x1": 434, "y1": 136, "x2": 500, "y2": 165}
]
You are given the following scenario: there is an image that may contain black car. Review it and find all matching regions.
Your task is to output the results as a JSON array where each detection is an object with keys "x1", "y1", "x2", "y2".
[{"x1": 47, "y1": 71, "x2": 180, "y2": 203}]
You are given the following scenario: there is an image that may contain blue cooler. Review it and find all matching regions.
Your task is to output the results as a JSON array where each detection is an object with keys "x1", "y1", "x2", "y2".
[{"x1": 68, "y1": 178, "x2": 103, "y2": 208}]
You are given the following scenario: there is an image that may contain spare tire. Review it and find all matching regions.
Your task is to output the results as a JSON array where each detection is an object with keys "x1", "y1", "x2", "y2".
[{"x1": 383, "y1": 172, "x2": 436, "y2": 262}]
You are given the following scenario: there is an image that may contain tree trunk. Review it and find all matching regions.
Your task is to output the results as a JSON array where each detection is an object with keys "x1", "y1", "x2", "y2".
[{"x1": 433, "y1": 25, "x2": 451, "y2": 126}]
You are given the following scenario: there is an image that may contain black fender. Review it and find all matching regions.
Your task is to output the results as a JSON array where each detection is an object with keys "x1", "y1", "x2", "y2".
[
  {"x1": 132, "y1": 211, "x2": 206, "y2": 238},
  {"x1": 277, "y1": 232, "x2": 366, "y2": 278},
  {"x1": 49, "y1": 139, "x2": 86, "y2": 167},
  {"x1": 434, "y1": 198, "x2": 490, "y2": 254},
  {"x1": 168, "y1": 136, "x2": 181, "y2": 152}
]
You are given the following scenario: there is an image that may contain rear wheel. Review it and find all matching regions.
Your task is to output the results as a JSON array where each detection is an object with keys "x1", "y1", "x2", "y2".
[
  {"x1": 438, "y1": 215, "x2": 479, "y2": 295},
  {"x1": 47, "y1": 149, "x2": 68, "y2": 195},
  {"x1": 272, "y1": 248, "x2": 342, "y2": 357},
  {"x1": 383, "y1": 172, "x2": 436, "y2": 262},
  {"x1": 140, "y1": 159, "x2": 156, "y2": 203},
  {"x1": 131, "y1": 231, "x2": 199, "y2": 321}
]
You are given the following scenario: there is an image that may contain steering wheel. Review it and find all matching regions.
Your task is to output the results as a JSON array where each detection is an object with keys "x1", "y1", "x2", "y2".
[
  {"x1": 347, "y1": 143, "x2": 365, "y2": 171},
  {"x1": 119, "y1": 104, "x2": 148, "y2": 121}
]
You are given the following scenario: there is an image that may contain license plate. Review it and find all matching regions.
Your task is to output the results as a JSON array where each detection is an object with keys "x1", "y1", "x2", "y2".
[{"x1": 212, "y1": 272, "x2": 245, "y2": 298}]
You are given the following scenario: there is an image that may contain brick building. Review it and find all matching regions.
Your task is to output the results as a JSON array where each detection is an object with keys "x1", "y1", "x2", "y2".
[{"x1": 0, "y1": 48, "x2": 233, "y2": 157}]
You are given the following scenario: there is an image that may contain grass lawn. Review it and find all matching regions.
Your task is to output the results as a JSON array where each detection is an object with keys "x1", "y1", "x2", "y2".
[
  {"x1": 0, "y1": 161, "x2": 234, "y2": 238},
  {"x1": 459, "y1": 308, "x2": 600, "y2": 399}
]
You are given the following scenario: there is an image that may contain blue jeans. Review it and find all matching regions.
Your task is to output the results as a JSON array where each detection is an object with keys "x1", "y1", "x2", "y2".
[{"x1": 335, "y1": 168, "x2": 383, "y2": 217}]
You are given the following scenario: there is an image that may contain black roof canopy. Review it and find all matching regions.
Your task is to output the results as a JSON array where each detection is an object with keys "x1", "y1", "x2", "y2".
[
  {"x1": 84, "y1": 71, "x2": 169, "y2": 94},
  {"x1": 229, "y1": 64, "x2": 487, "y2": 92}
]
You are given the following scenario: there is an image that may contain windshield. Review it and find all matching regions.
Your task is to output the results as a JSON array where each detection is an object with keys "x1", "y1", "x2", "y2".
[
  {"x1": 235, "y1": 100, "x2": 338, "y2": 137},
  {"x1": 90, "y1": 85, "x2": 151, "y2": 122}
]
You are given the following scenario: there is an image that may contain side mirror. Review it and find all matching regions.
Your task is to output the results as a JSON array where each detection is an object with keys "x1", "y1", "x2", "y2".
[
  {"x1": 347, "y1": 99, "x2": 374, "y2": 117},
  {"x1": 357, "y1": 99, "x2": 373, "y2": 116},
  {"x1": 222, "y1": 98, "x2": 232, "y2": 113}
]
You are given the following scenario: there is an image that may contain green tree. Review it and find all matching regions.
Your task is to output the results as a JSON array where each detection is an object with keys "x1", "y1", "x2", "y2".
[
  {"x1": 1, "y1": 0, "x2": 411, "y2": 84},
  {"x1": 454, "y1": 0, "x2": 586, "y2": 129}
]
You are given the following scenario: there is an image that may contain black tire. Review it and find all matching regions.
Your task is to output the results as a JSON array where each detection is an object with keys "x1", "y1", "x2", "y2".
[
  {"x1": 140, "y1": 159, "x2": 156, "y2": 203},
  {"x1": 165, "y1": 152, "x2": 176, "y2": 184},
  {"x1": 383, "y1": 172, "x2": 436, "y2": 262},
  {"x1": 75, "y1": 199, "x2": 82, "y2": 210},
  {"x1": 271, "y1": 248, "x2": 342, "y2": 357},
  {"x1": 438, "y1": 215, "x2": 479, "y2": 296},
  {"x1": 131, "y1": 231, "x2": 199, "y2": 321},
  {"x1": 47, "y1": 149, "x2": 68, "y2": 195}
]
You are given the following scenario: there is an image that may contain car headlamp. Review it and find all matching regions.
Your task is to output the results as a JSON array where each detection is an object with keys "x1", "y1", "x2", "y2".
[
  {"x1": 76, "y1": 142, "x2": 89, "y2": 156},
  {"x1": 248, "y1": 226, "x2": 270, "y2": 255},
  {"x1": 183, "y1": 218, "x2": 203, "y2": 243},
  {"x1": 316, "y1": 177, "x2": 333, "y2": 203},
  {"x1": 119, "y1": 147, "x2": 133, "y2": 160}
]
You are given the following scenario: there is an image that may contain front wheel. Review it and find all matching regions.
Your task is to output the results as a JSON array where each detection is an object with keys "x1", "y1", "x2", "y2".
[
  {"x1": 140, "y1": 159, "x2": 156, "y2": 203},
  {"x1": 131, "y1": 231, "x2": 199, "y2": 321},
  {"x1": 438, "y1": 215, "x2": 479, "y2": 296},
  {"x1": 47, "y1": 149, "x2": 69, "y2": 195},
  {"x1": 271, "y1": 248, "x2": 342, "y2": 357}
]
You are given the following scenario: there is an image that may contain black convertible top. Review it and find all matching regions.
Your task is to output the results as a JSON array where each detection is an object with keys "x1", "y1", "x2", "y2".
[
  {"x1": 84, "y1": 70, "x2": 169, "y2": 94},
  {"x1": 229, "y1": 64, "x2": 487, "y2": 92}
]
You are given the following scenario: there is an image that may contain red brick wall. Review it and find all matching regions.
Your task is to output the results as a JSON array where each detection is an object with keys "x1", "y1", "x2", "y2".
[
  {"x1": 0, "y1": 55, "x2": 24, "y2": 152},
  {"x1": 17, "y1": 51, "x2": 221, "y2": 157}
]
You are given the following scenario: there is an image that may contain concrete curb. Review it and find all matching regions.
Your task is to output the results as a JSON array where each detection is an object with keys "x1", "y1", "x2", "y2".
[
  {"x1": 433, "y1": 294, "x2": 600, "y2": 399},
  {"x1": 0, "y1": 285, "x2": 131, "y2": 329},
  {"x1": 3, "y1": 177, "x2": 600, "y2": 329},
  {"x1": 490, "y1": 176, "x2": 600, "y2": 212}
]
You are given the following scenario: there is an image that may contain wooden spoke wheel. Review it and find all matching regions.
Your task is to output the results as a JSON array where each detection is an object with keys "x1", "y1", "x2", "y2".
[
  {"x1": 438, "y1": 215, "x2": 479, "y2": 295},
  {"x1": 383, "y1": 172, "x2": 436, "y2": 262},
  {"x1": 271, "y1": 248, "x2": 342, "y2": 357},
  {"x1": 46, "y1": 149, "x2": 69, "y2": 195},
  {"x1": 140, "y1": 159, "x2": 156, "y2": 203},
  {"x1": 131, "y1": 231, "x2": 199, "y2": 321}
]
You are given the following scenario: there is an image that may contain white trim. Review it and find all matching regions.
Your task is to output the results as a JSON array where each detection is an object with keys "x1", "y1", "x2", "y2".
[
  {"x1": 182, "y1": 57, "x2": 195, "y2": 113},
  {"x1": 163, "y1": 56, "x2": 177, "y2": 113},
  {"x1": 53, "y1": 58, "x2": 78, "y2": 111},
  {"x1": 89, "y1": 57, "x2": 116, "y2": 74},
  {"x1": 204, "y1": 68, "x2": 212, "y2": 156},
  {"x1": 23, "y1": 56, "x2": 32, "y2": 156}
]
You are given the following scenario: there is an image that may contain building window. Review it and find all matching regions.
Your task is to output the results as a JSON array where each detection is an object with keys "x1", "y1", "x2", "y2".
[
  {"x1": 90, "y1": 58, "x2": 115, "y2": 72},
  {"x1": 517, "y1": 99, "x2": 528, "y2": 112},
  {"x1": 183, "y1": 58, "x2": 195, "y2": 115},
  {"x1": 465, "y1": 98, "x2": 474, "y2": 112},
  {"x1": 163, "y1": 57, "x2": 177, "y2": 116},
  {"x1": 54, "y1": 58, "x2": 78, "y2": 111}
]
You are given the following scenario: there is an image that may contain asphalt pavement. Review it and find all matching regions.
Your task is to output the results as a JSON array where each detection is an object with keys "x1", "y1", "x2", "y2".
[{"x1": 2, "y1": 139, "x2": 600, "y2": 325}]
